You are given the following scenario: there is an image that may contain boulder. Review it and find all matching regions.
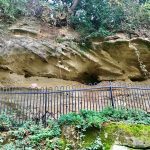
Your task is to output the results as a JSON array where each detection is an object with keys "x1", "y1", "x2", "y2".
[{"x1": 100, "y1": 122, "x2": 150, "y2": 150}]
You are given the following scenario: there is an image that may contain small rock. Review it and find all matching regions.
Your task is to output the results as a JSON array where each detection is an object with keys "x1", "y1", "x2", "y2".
[{"x1": 111, "y1": 144, "x2": 129, "y2": 150}]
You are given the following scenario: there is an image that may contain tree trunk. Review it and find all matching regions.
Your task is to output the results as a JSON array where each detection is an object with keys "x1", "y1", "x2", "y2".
[{"x1": 70, "y1": 0, "x2": 80, "y2": 12}]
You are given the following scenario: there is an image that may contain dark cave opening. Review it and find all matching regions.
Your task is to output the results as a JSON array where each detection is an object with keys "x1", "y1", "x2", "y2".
[
  {"x1": 129, "y1": 76, "x2": 146, "y2": 82},
  {"x1": 24, "y1": 70, "x2": 32, "y2": 78},
  {"x1": 78, "y1": 72, "x2": 100, "y2": 85}
]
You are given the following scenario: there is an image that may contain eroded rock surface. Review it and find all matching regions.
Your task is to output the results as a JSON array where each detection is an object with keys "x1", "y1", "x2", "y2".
[
  {"x1": 100, "y1": 123, "x2": 150, "y2": 150},
  {"x1": 0, "y1": 17, "x2": 150, "y2": 86}
]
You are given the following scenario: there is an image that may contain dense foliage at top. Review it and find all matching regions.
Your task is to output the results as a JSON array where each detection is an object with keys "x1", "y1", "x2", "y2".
[{"x1": 0, "y1": 0, "x2": 150, "y2": 38}]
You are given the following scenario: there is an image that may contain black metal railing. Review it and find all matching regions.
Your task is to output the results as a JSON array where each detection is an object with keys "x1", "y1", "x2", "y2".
[{"x1": 0, "y1": 82, "x2": 150, "y2": 124}]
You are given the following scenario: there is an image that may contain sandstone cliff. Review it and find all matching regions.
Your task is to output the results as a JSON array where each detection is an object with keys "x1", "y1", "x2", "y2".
[{"x1": 0, "y1": 17, "x2": 150, "y2": 86}]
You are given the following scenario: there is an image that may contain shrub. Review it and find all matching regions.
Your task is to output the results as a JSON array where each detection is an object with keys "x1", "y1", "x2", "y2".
[
  {"x1": 0, "y1": 0, "x2": 28, "y2": 20},
  {"x1": 70, "y1": 0, "x2": 150, "y2": 38},
  {"x1": 1, "y1": 107, "x2": 150, "y2": 149}
]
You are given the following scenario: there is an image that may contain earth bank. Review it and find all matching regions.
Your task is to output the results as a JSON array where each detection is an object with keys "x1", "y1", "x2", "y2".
[{"x1": 0, "y1": 17, "x2": 150, "y2": 87}]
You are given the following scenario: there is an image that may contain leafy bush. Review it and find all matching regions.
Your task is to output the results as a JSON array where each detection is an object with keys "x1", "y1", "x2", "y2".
[
  {"x1": 1, "y1": 107, "x2": 150, "y2": 149},
  {"x1": 58, "y1": 112, "x2": 84, "y2": 126},
  {"x1": 100, "y1": 107, "x2": 150, "y2": 124},
  {"x1": 0, "y1": 119, "x2": 61, "y2": 149},
  {"x1": 0, "y1": 0, "x2": 28, "y2": 20},
  {"x1": 70, "y1": 0, "x2": 150, "y2": 38},
  {"x1": 84, "y1": 137, "x2": 103, "y2": 150},
  {"x1": 58, "y1": 110, "x2": 108, "y2": 130},
  {"x1": 0, "y1": 112, "x2": 18, "y2": 131},
  {"x1": 1, "y1": 0, "x2": 149, "y2": 38}
]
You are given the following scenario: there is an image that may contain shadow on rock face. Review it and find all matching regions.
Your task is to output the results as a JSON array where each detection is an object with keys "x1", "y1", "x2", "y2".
[{"x1": 77, "y1": 72, "x2": 100, "y2": 85}]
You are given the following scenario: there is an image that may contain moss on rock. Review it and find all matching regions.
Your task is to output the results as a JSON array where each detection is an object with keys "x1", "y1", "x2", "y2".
[
  {"x1": 99, "y1": 122, "x2": 150, "y2": 150},
  {"x1": 82, "y1": 127, "x2": 100, "y2": 148},
  {"x1": 61, "y1": 123, "x2": 150, "y2": 149}
]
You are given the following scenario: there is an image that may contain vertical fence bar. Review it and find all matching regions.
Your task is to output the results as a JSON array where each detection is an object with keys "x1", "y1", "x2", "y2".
[
  {"x1": 50, "y1": 88, "x2": 53, "y2": 119},
  {"x1": 35, "y1": 88, "x2": 38, "y2": 123},
  {"x1": 80, "y1": 86, "x2": 83, "y2": 112},
  {"x1": 97, "y1": 87, "x2": 101, "y2": 111},
  {"x1": 57, "y1": 86, "x2": 61, "y2": 119},
  {"x1": 101, "y1": 86, "x2": 104, "y2": 110},
  {"x1": 120, "y1": 82, "x2": 126, "y2": 109},
  {"x1": 56, "y1": 87, "x2": 59, "y2": 119},
  {"x1": 89, "y1": 88, "x2": 92, "y2": 111},
  {"x1": 61, "y1": 86, "x2": 64, "y2": 116},
  {"x1": 38, "y1": 88, "x2": 41, "y2": 122},
  {"x1": 47, "y1": 88, "x2": 50, "y2": 120},
  {"x1": 107, "y1": 85, "x2": 110, "y2": 109},
  {"x1": 103, "y1": 84, "x2": 106, "y2": 110},
  {"x1": 26, "y1": 88, "x2": 29, "y2": 122},
  {"x1": 145, "y1": 85, "x2": 150, "y2": 112},
  {"x1": 146, "y1": 85, "x2": 150, "y2": 112},
  {"x1": 138, "y1": 84, "x2": 146, "y2": 111},
  {"x1": 66, "y1": 85, "x2": 70, "y2": 115},
  {"x1": 0, "y1": 87, "x2": 1, "y2": 114},
  {"x1": 83, "y1": 85, "x2": 86, "y2": 110},
  {"x1": 22, "y1": 89, "x2": 26, "y2": 123},
  {"x1": 16, "y1": 88, "x2": 20, "y2": 123},
  {"x1": 0, "y1": 83, "x2": 149, "y2": 124},
  {"x1": 29, "y1": 88, "x2": 32, "y2": 121},
  {"x1": 77, "y1": 86, "x2": 80, "y2": 113},
  {"x1": 18, "y1": 88, "x2": 21, "y2": 124},
  {"x1": 19, "y1": 88, "x2": 23, "y2": 124},
  {"x1": 135, "y1": 83, "x2": 140, "y2": 110},
  {"x1": 0, "y1": 87, "x2": 2, "y2": 114},
  {"x1": 4, "y1": 87, "x2": 7, "y2": 113},
  {"x1": 109, "y1": 81, "x2": 114, "y2": 108},
  {"x1": 44, "y1": 87, "x2": 47, "y2": 127},
  {"x1": 139, "y1": 84, "x2": 143, "y2": 110},
  {"x1": 65, "y1": 86, "x2": 68, "y2": 116},
  {"x1": 73, "y1": 85, "x2": 76, "y2": 113},
  {"x1": 42, "y1": 88, "x2": 45, "y2": 123},
  {"x1": 8, "y1": 87, "x2": 11, "y2": 115},
  {"x1": 31, "y1": 88, "x2": 34, "y2": 121},
  {"x1": 129, "y1": 83, "x2": 135, "y2": 110},
  {"x1": 5, "y1": 87, "x2": 8, "y2": 114},
  {"x1": 91, "y1": 89, "x2": 95, "y2": 111},
  {"x1": 114, "y1": 83, "x2": 119, "y2": 109},
  {"x1": 95, "y1": 88, "x2": 98, "y2": 112},
  {"x1": 2, "y1": 87, "x2": 5, "y2": 113}
]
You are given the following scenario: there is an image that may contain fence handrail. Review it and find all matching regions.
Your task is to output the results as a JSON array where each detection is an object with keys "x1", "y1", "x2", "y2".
[
  {"x1": 0, "y1": 85, "x2": 150, "y2": 95},
  {"x1": 0, "y1": 82, "x2": 150, "y2": 124}
]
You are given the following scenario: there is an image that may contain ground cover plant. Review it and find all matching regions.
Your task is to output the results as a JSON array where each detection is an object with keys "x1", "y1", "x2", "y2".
[{"x1": 0, "y1": 107, "x2": 150, "y2": 150}]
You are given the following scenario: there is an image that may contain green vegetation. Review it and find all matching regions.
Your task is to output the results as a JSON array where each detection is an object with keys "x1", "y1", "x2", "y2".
[
  {"x1": 70, "y1": 0, "x2": 150, "y2": 39},
  {"x1": 0, "y1": 1, "x2": 150, "y2": 149},
  {"x1": 0, "y1": 0, "x2": 149, "y2": 38},
  {"x1": 100, "y1": 122, "x2": 150, "y2": 150},
  {"x1": 0, "y1": 0, "x2": 27, "y2": 20},
  {"x1": 0, "y1": 107, "x2": 150, "y2": 149}
]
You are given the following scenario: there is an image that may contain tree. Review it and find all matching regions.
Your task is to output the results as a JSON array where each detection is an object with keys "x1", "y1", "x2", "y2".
[
  {"x1": 70, "y1": 0, "x2": 80, "y2": 12},
  {"x1": 1, "y1": 0, "x2": 149, "y2": 38},
  {"x1": 0, "y1": 0, "x2": 28, "y2": 20}
]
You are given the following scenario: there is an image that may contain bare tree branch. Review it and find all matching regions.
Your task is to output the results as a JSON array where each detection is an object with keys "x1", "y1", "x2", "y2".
[{"x1": 70, "y1": 0, "x2": 80, "y2": 11}]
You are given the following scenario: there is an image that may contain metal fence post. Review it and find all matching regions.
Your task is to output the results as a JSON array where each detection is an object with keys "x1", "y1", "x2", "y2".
[
  {"x1": 109, "y1": 81, "x2": 114, "y2": 108},
  {"x1": 44, "y1": 87, "x2": 47, "y2": 127}
]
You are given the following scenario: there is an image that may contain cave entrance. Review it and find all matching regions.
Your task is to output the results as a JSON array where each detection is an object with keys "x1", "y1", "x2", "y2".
[
  {"x1": 24, "y1": 70, "x2": 32, "y2": 78},
  {"x1": 77, "y1": 71, "x2": 100, "y2": 85},
  {"x1": 129, "y1": 76, "x2": 146, "y2": 82}
]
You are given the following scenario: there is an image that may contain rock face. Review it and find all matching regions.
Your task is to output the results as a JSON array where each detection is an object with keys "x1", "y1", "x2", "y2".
[
  {"x1": 61, "y1": 122, "x2": 150, "y2": 150},
  {"x1": 100, "y1": 123, "x2": 150, "y2": 150},
  {"x1": 0, "y1": 17, "x2": 150, "y2": 86}
]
